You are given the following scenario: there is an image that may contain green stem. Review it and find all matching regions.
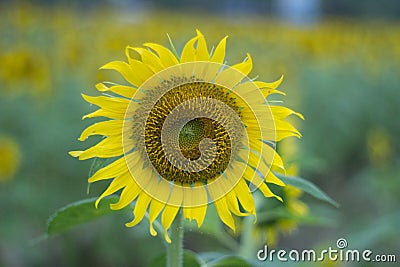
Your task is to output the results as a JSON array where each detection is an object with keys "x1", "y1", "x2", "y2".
[
  {"x1": 239, "y1": 215, "x2": 256, "y2": 259},
  {"x1": 166, "y1": 211, "x2": 184, "y2": 267},
  {"x1": 145, "y1": 213, "x2": 167, "y2": 246}
]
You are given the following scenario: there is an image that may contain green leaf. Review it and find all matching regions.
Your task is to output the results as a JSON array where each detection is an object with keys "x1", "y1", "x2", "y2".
[
  {"x1": 256, "y1": 207, "x2": 334, "y2": 227},
  {"x1": 276, "y1": 173, "x2": 339, "y2": 207},
  {"x1": 149, "y1": 250, "x2": 204, "y2": 267},
  {"x1": 47, "y1": 196, "x2": 120, "y2": 236}
]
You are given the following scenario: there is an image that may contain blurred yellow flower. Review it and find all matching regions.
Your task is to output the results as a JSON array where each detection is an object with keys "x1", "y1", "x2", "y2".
[
  {"x1": 0, "y1": 136, "x2": 21, "y2": 182},
  {"x1": 71, "y1": 31, "x2": 302, "y2": 242},
  {"x1": 0, "y1": 47, "x2": 51, "y2": 98},
  {"x1": 367, "y1": 127, "x2": 394, "y2": 166},
  {"x1": 255, "y1": 162, "x2": 308, "y2": 247}
]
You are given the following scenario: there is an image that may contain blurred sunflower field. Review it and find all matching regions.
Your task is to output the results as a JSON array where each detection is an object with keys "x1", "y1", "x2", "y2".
[{"x1": 1, "y1": 1, "x2": 399, "y2": 266}]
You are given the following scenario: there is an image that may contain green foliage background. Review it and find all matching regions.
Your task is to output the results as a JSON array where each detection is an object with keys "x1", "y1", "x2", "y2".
[{"x1": 0, "y1": 1, "x2": 399, "y2": 266}]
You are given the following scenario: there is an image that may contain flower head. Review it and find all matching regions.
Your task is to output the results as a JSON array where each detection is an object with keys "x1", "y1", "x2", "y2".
[
  {"x1": 0, "y1": 47, "x2": 51, "y2": 98},
  {"x1": 0, "y1": 136, "x2": 20, "y2": 182},
  {"x1": 70, "y1": 30, "x2": 302, "y2": 242}
]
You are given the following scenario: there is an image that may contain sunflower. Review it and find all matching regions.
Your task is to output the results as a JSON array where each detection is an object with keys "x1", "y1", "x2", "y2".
[
  {"x1": 70, "y1": 30, "x2": 302, "y2": 242},
  {"x1": 0, "y1": 47, "x2": 51, "y2": 97},
  {"x1": 0, "y1": 135, "x2": 21, "y2": 182}
]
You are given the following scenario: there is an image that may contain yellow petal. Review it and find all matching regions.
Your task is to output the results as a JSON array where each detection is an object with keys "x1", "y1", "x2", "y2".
[
  {"x1": 253, "y1": 75, "x2": 284, "y2": 90},
  {"x1": 161, "y1": 186, "x2": 182, "y2": 234},
  {"x1": 180, "y1": 36, "x2": 198, "y2": 63},
  {"x1": 260, "y1": 88, "x2": 286, "y2": 98},
  {"x1": 233, "y1": 179, "x2": 255, "y2": 214},
  {"x1": 82, "y1": 108, "x2": 125, "y2": 120},
  {"x1": 246, "y1": 118, "x2": 302, "y2": 141},
  {"x1": 239, "y1": 150, "x2": 284, "y2": 186},
  {"x1": 95, "y1": 83, "x2": 137, "y2": 99},
  {"x1": 164, "y1": 233, "x2": 172, "y2": 244},
  {"x1": 95, "y1": 174, "x2": 127, "y2": 208},
  {"x1": 210, "y1": 36, "x2": 227, "y2": 63},
  {"x1": 225, "y1": 190, "x2": 248, "y2": 216},
  {"x1": 100, "y1": 61, "x2": 140, "y2": 87},
  {"x1": 183, "y1": 205, "x2": 192, "y2": 222},
  {"x1": 126, "y1": 46, "x2": 164, "y2": 73},
  {"x1": 259, "y1": 183, "x2": 282, "y2": 202},
  {"x1": 274, "y1": 130, "x2": 302, "y2": 141},
  {"x1": 166, "y1": 184, "x2": 183, "y2": 208},
  {"x1": 274, "y1": 119, "x2": 302, "y2": 138},
  {"x1": 195, "y1": 30, "x2": 209, "y2": 61},
  {"x1": 143, "y1": 43, "x2": 179, "y2": 67},
  {"x1": 75, "y1": 135, "x2": 126, "y2": 160},
  {"x1": 110, "y1": 178, "x2": 142, "y2": 210},
  {"x1": 122, "y1": 48, "x2": 155, "y2": 86},
  {"x1": 265, "y1": 171, "x2": 285, "y2": 186},
  {"x1": 213, "y1": 197, "x2": 235, "y2": 231},
  {"x1": 69, "y1": 151, "x2": 83, "y2": 157},
  {"x1": 88, "y1": 156, "x2": 126, "y2": 182},
  {"x1": 125, "y1": 192, "x2": 151, "y2": 227},
  {"x1": 249, "y1": 77, "x2": 287, "y2": 97},
  {"x1": 244, "y1": 149, "x2": 264, "y2": 173},
  {"x1": 258, "y1": 142, "x2": 285, "y2": 172},
  {"x1": 79, "y1": 120, "x2": 124, "y2": 141},
  {"x1": 182, "y1": 181, "x2": 208, "y2": 227},
  {"x1": 243, "y1": 167, "x2": 265, "y2": 189},
  {"x1": 232, "y1": 53, "x2": 253, "y2": 76},
  {"x1": 215, "y1": 54, "x2": 252, "y2": 88},
  {"x1": 234, "y1": 160, "x2": 260, "y2": 186},
  {"x1": 247, "y1": 150, "x2": 284, "y2": 186},
  {"x1": 183, "y1": 205, "x2": 207, "y2": 228},
  {"x1": 88, "y1": 152, "x2": 139, "y2": 183},
  {"x1": 230, "y1": 161, "x2": 281, "y2": 202},
  {"x1": 182, "y1": 181, "x2": 208, "y2": 207},
  {"x1": 247, "y1": 127, "x2": 301, "y2": 142},
  {"x1": 81, "y1": 94, "x2": 129, "y2": 113},
  {"x1": 271, "y1": 106, "x2": 304, "y2": 120},
  {"x1": 232, "y1": 83, "x2": 265, "y2": 106},
  {"x1": 161, "y1": 205, "x2": 180, "y2": 239},
  {"x1": 148, "y1": 199, "x2": 165, "y2": 236}
]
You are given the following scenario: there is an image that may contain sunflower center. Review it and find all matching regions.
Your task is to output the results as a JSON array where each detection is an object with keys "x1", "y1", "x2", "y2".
[
  {"x1": 141, "y1": 81, "x2": 243, "y2": 184},
  {"x1": 179, "y1": 118, "x2": 210, "y2": 160}
]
